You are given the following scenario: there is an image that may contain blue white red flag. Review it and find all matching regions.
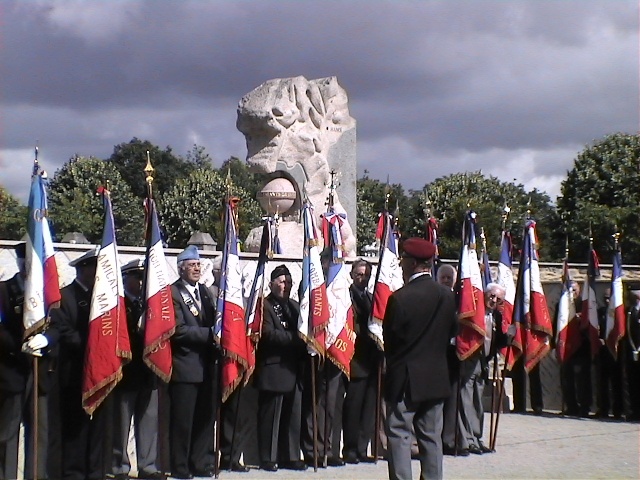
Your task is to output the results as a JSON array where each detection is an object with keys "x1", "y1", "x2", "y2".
[
  {"x1": 82, "y1": 187, "x2": 131, "y2": 415},
  {"x1": 512, "y1": 219, "x2": 552, "y2": 372},
  {"x1": 215, "y1": 197, "x2": 249, "y2": 402},
  {"x1": 23, "y1": 160, "x2": 61, "y2": 338},
  {"x1": 606, "y1": 247, "x2": 626, "y2": 359},
  {"x1": 143, "y1": 198, "x2": 175, "y2": 382},
  {"x1": 481, "y1": 248, "x2": 492, "y2": 290},
  {"x1": 298, "y1": 202, "x2": 329, "y2": 356},
  {"x1": 581, "y1": 247, "x2": 601, "y2": 358},
  {"x1": 369, "y1": 211, "x2": 403, "y2": 350},
  {"x1": 496, "y1": 231, "x2": 518, "y2": 368},
  {"x1": 322, "y1": 209, "x2": 355, "y2": 377},
  {"x1": 456, "y1": 211, "x2": 486, "y2": 360},
  {"x1": 555, "y1": 259, "x2": 580, "y2": 364},
  {"x1": 244, "y1": 219, "x2": 275, "y2": 382}
]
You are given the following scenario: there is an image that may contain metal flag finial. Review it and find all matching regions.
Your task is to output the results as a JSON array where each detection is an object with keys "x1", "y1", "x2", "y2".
[{"x1": 144, "y1": 151, "x2": 155, "y2": 199}]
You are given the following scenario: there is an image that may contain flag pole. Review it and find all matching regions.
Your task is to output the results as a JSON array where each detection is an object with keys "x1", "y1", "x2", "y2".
[{"x1": 31, "y1": 147, "x2": 40, "y2": 479}]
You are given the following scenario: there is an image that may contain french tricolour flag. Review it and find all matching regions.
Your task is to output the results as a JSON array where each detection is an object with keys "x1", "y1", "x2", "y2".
[
  {"x1": 323, "y1": 209, "x2": 355, "y2": 378},
  {"x1": 23, "y1": 160, "x2": 61, "y2": 338},
  {"x1": 606, "y1": 248, "x2": 626, "y2": 359},
  {"x1": 456, "y1": 211, "x2": 486, "y2": 361},
  {"x1": 82, "y1": 187, "x2": 131, "y2": 415},
  {"x1": 369, "y1": 211, "x2": 403, "y2": 351},
  {"x1": 581, "y1": 247, "x2": 601, "y2": 358},
  {"x1": 512, "y1": 219, "x2": 552, "y2": 372},
  {"x1": 555, "y1": 259, "x2": 580, "y2": 364},
  {"x1": 215, "y1": 198, "x2": 249, "y2": 402},
  {"x1": 298, "y1": 202, "x2": 328, "y2": 356},
  {"x1": 496, "y1": 231, "x2": 518, "y2": 369},
  {"x1": 143, "y1": 198, "x2": 175, "y2": 382}
]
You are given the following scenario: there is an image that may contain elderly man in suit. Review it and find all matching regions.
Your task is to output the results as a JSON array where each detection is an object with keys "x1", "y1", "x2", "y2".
[
  {"x1": 254, "y1": 265, "x2": 308, "y2": 472},
  {"x1": 169, "y1": 246, "x2": 220, "y2": 479},
  {"x1": 383, "y1": 238, "x2": 457, "y2": 480}
]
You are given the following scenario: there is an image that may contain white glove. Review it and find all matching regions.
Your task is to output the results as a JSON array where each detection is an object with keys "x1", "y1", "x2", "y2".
[
  {"x1": 21, "y1": 343, "x2": 43, "y2": 357},
  {"x1": 507, "y1": 324, "x2": 517, "y2": 338},
  {"x1": 27, "y1": 333, "x2": 49, "y2": 350}
]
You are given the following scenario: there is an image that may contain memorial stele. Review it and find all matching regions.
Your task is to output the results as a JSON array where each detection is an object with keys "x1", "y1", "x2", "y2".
[{"x1": 237, "y1": 76, "x2": 357, "y2": 256}]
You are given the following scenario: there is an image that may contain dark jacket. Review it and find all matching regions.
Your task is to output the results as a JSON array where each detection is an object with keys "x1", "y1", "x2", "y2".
[
  {"x1": 170, "y1": 281, "x2": 218, "y2": 383},
  {"x1": 254, "y1": 294, "x2": 306, "y2": 393},
  {"x1": 52, "y1": 280, "x2": 93, "y2": 392},
  {"x1": 383, "y1": 274, "x2": 457, "y2": 403},
  {"x1": 0, "y1": 273, "x2": 59, "y2": 394},
  {"x1": 119, "y1": 294, "x2": 156, "y2": 390},
  {"x1": 349, "y1": 285, "x2": 380, "y2": 378}
]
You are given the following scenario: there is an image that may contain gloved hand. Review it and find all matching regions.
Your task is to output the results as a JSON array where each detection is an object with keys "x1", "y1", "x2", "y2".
[
  {"x1": 22, "y1": 333, "x2": 48, "y2": 357},
  {"x1": 27, "y1": 333, "x2": 49, "y2": 350},
  {"x1": 506, "y1": 324, "x2": 517, "y2": 346}
]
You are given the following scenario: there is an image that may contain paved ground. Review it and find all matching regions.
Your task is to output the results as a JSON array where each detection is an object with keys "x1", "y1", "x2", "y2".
[{"x1": 176, "y1": 412, "x2": 639, "y2": 480}]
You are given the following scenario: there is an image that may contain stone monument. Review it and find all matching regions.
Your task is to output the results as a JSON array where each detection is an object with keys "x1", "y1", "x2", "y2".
[{"x1": 237, "y1": 76, "x2": 357, "y2": 256}]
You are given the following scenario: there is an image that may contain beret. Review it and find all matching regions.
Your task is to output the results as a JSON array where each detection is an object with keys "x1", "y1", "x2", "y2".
[
  {"x1": 271, "y1": 264, "x2": 291, "y2": 281},
  {"x1": 122, "y1": 257, "x2": 145, "y2": 275},
  {"x1": 402, "y1": 237, "x2": 436, "y2": 261},
  {"x1": 177, "y1": 245, "x2": 200, "y2": 263},
  {"x1": 69, "y1": 246, "x2": 100, "y2": 267}
]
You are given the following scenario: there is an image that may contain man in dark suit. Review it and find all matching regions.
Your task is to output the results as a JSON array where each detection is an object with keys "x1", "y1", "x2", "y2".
[
  {"x1": 0, "y1": 242, "x2": 59, "y2": 480},
  {"x1": 625, "y1": 285, "x2": 640, "y2": 420},
  {"x1": 169, "y1": 246, "x2": 220, "y2": 479},
  {"x1": 111, "y1": 259, "x2": 164, "y2": 480},
  {"x1": 254, "y1": 265, "x2": 308, "y2": 472},
  {"x1": 595, "y1": 288, "x2": 623, "y2": 419},
  {"x1": 51, "y1": 247, "x2": 107, "y2": 480},
  {"x1": 341, "y1": 258, "x2": 380, "y2": 464},
  {"x1": 383, "y1": 238, "x2": 457, "y2": 480}
]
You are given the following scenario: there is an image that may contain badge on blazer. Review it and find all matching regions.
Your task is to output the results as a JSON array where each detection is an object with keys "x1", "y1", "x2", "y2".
[{"x1": 189, "y1": 305, "x2": 199, "y2": 316}]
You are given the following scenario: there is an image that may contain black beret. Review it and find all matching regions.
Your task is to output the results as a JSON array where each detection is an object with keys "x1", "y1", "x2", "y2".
[
  {"x1": 15, "y1": 242, "x2": 26, "y2": 260},
  {"x1": 402, "y1": 237, "x2": 436, "y2": 261},
  {"x1": 271, "y1": 264, "x2": 291, "y2": 281}
]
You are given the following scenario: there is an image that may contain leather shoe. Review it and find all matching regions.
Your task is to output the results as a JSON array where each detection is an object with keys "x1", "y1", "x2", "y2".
[
  {"x1": 281, "y1": 460, "x2": 308, "y2": 471},
  {"x1": 343, "y1": 451, "x2": 359, "y2": 464},
  {"x1": 443, "y1": 446, "x2": 469, "y2": 456},
  {"x1": 468, "y1": 444, "x2": 483, "y2": 455},
  {"x1": 192, "y1": 466, "x2": 215, "y2": 477},
  {"x1": 219, "y1": 460, "x2": 249, "y2": 473},
  {"x1": 113, "y1": 474, "x2": 129, "y2": 480},
  {"x1": 138, "y1": 472, "x2": 166, "y2": 480},
  {"x1": 260, "y1": 461, "x2": 278, "y2": 472},
  {"x1": 171, "y1": 473, "x2": 193, "y2": 480},
  {"x1": 304, "y1": 456, "x2": 326, "y2": 468},
  {"x1": 479, "y1": 443, "x2": 494, "y2": 454},
  {"x1": 327, "y1": 457, "x2": 345, "y2": 467}
]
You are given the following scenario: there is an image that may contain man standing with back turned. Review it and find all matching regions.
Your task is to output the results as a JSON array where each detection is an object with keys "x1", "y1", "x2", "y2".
[{"x1": 383, "y1": 238, "x2": 457, "y2": 480}]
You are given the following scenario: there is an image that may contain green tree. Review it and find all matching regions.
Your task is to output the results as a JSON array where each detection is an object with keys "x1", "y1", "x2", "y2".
[
  {"x1": 406, "y1": 172, "x2": 559, "y2": 261},
  {"x1": 48, "y1": 156, "x2": 144, "y2": 245},
  {"x1": 355, "y1": 187, "x2": 377, "y2": 254},
  {"x1": 217, "y1": 156, "x2": 266, "y2": 201},
  {"x1": 107, "y1": 138, "x2": 197, "y2": 200},
  {"x1": 0, "y1": 186, "x2": 27, "y2": 240},
  {"x1": 159, "y1": 168, "x2": 263, "y2": 248},
  {"x1": 558, "y1": 133, "x2": 640, "y2": 263}
]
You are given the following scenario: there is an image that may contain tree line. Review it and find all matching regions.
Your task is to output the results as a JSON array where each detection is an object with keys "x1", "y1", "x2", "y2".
[{"x1": 1, "y1": 133, "x2": 639, "y2": 264}]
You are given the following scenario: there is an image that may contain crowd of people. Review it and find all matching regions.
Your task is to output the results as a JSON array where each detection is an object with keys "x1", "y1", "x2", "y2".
[{"x1": 1, "y1": 238, "x2": 639, "y2": 480}]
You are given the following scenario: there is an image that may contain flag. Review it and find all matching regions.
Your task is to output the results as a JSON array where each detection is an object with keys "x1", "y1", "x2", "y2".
[
  {"x1": 456, "y1": 211, "x2": 486, "y2": 360},
  {"x1": 298, "y1": 202, "x2": 329, "y2": 356},
  {"x1": 322, "y1": 208, "x2": 356, "y2": 377},
  {"x1": 555, "y1": 259, "x2": 581, "y2": 364},
  {"x1": 481, "y1": 247, "x2": 492, "y2": 290},
  {"x1": 23, "y1": 160, "x2": 61, "y2": 338},
  {"x1": 606, "y1": 247, "x2": 626, "y2": 359},
  {"x1": 142, "y1": 198, "x2": 176, "y2": 382},
  {"x1": 215, "y1": 197, "x2": 249, "y2": 402},
  {"x1": 369, "y1": 211, "x2": 403, "y2": 350},
  {"x1": 512, "y1": 219, "x2": 553, "y2": 372},
  {"x1": 244, "y1": 219, "x2": 275, "y2": 383},
  {"x1": 82, "y1": 187, "x2": 131, "y2": 415},
  {"x1": 496, "y1": 231, "x2": 518, "y2": 368},
  {"x1": 426, "y1": 216, "x2": 440, "y2": 276},
  {"x1": 581, "y1": 247, "x2": 601, "y2": 358}
]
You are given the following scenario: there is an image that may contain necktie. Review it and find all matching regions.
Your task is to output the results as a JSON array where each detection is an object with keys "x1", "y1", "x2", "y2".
[{"x1": 194, "y1": 287, "x2": 200, "y2": 303}]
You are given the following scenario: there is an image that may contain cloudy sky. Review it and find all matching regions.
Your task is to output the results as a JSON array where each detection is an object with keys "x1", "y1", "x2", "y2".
[{"x1": 1, "y1": 0, "x2": 637, "y2": 203}]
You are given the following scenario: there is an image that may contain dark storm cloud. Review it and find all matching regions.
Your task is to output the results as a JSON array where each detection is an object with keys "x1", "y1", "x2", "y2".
[{"x1": 0, "y1": 0, "x2": 637, "y2": 202}]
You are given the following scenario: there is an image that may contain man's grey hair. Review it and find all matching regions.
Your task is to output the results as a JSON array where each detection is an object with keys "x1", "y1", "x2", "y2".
[
  {"x1": 485, "y1": 282, "x2": 506, "y2": 297},
  {"x1": 436, "y1": 264, "x2": 457, "y2": 282}
]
